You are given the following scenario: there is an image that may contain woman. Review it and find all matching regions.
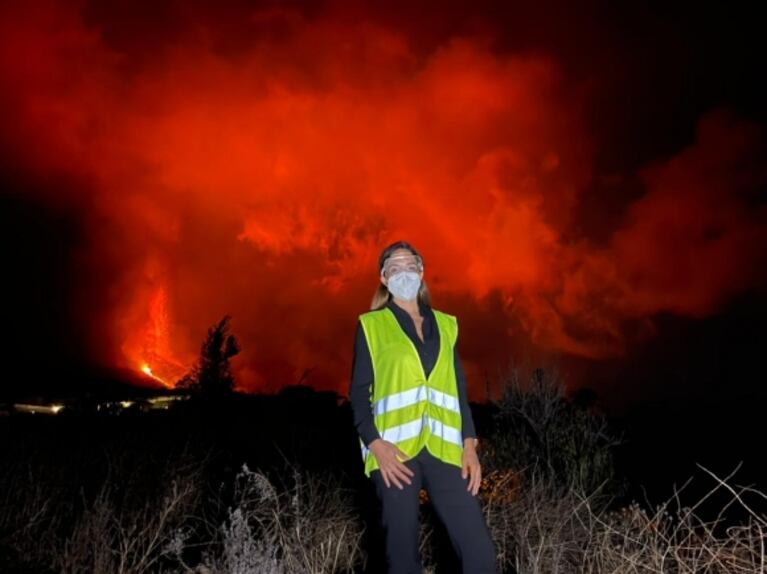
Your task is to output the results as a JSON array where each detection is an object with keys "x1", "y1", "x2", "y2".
[{"x1": 349, "y1": 240, "x2": 497, "y2": 573}]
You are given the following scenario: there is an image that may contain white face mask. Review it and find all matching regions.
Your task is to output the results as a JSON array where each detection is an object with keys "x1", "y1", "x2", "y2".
[{"x1": 386, "y1": 271, "x2": 421, "y2": 301}]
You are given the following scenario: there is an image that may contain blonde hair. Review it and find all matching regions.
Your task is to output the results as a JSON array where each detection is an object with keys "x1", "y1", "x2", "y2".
[{"x1": 370, "y1": 240, "x2": 432, "y2": 310}]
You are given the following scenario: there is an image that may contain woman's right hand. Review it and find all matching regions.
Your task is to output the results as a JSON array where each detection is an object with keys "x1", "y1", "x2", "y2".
[{"x1": 369, "y1": 439, "x2": 415, "y2": 489}]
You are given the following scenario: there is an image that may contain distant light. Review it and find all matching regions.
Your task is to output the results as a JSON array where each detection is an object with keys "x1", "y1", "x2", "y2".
[
  {"x1": 148, "y1": 395, "x2": 184, "y2": 404},
  {"x1": 120, "y1": 401, "x2": 134, "y2": 409},
  {"x1": 14, "y1": 403, "x2": 65, "y2": 415}
]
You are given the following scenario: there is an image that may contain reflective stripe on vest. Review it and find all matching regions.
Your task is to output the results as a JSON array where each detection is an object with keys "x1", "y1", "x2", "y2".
[
  {"x1": 357, "y1": 306, "x2": 463, "y2": 477},
  {"x1": 372, "y1": 385, "x2": 461, "y2": 417}
]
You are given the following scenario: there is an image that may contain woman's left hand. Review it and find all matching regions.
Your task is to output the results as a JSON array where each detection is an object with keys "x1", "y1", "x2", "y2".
[{"x1": 461, "y1": 438, "x2": 481, "y2": 496}]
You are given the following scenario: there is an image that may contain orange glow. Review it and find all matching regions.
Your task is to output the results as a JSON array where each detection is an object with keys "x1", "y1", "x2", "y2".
[
  {"x1": 139, "y1": 363, "x2": 173, "y2": 388},
  {"x1": 119, "y1": 280, "x2": 189, "y2": 387},
  {"x1": 0, "y1": 2, "x2": 764, "y2": 397}
]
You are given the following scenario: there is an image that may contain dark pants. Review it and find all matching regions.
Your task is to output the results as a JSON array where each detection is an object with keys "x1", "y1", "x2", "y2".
[{"x1": 370, "y1": 447, "x2": 497, "y2": 574}]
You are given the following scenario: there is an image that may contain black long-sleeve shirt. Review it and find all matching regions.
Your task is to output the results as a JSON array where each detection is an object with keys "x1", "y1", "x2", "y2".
[{"x1": 349, "y1": 299, "x2": 477, "y2": 447}]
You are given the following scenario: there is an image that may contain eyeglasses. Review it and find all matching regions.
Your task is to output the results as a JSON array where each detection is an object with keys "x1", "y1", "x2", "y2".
[{"x1": 381, "y1": 255, "x2": 423, "y2": 278}]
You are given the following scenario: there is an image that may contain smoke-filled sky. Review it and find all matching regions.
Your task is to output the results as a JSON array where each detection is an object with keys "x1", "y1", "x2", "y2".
[{"x1": 1, "y1": 0, "x2": 765, "y2": 408}]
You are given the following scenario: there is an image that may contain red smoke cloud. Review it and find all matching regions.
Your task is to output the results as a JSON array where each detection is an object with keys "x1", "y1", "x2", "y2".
[{"x1": 1, "y1": 1, "x2": 765, "y2": 395}]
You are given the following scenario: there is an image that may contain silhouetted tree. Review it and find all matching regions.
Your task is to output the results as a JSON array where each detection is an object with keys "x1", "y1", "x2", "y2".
[{"x1": 177, "y1": 315, "x2": 241, "y2": 400}]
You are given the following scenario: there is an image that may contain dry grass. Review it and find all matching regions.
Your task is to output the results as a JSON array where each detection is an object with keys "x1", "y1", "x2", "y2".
[
  {"x1": 578, "y1": 462, "x2": 767, "y2": 573},
  {"x1": 55, "y1": 469, "x2": 202, "y2": 573},
  {"x1": 3, "y1": 452, "x2": 765, "y2": 573},
  {"x1": 471, "y1": 460, "x2": 767, "y2": 573},
  {"x1": 0, "y1": 447, "x2": 205, "y2": 573},
  {"x1": 174, "y1": 463, "x2": 366, "y2": 574}
]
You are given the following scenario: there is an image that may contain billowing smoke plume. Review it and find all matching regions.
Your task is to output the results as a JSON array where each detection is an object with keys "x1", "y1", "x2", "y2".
[{"x1": 1, "y1": 1, "x2": 764, "y2": 395}]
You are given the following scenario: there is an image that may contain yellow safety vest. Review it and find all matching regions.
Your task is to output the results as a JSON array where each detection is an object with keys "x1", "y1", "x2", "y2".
[{"x1": 358, "y1": 305, "x2": 463, "y2": 477}]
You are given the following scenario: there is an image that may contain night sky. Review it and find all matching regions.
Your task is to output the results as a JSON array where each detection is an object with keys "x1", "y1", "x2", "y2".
[{"x1": 1, "y1": 0, "x2": 765, "y2": 415}]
